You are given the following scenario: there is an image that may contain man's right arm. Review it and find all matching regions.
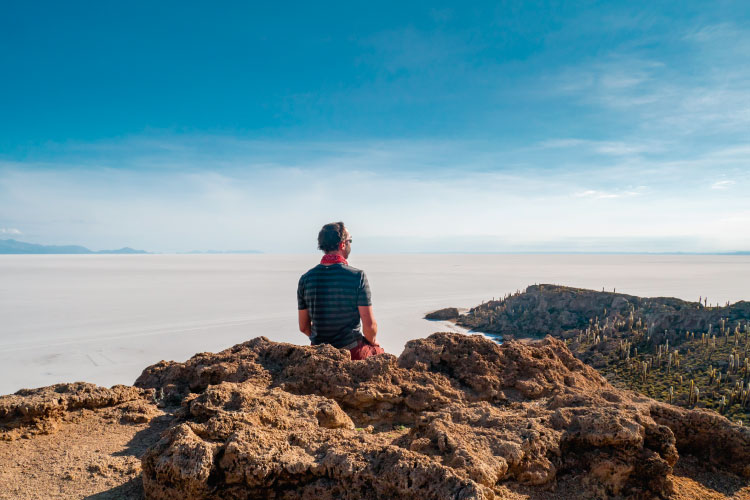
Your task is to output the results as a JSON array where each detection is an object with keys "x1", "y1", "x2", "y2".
[
  {"x1": 297, "y1": 276, "x2": 311, "y2": 338},
  {"x1": 358, "y1": 305, "x2": 378, "y2": 345},
  {"x1": 298, "y1": 309, "x2": 312, "y2": 337}
]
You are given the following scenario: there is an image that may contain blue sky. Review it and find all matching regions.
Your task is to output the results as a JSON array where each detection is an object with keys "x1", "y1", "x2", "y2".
[{"x1": 1, "y1": 1, "x2": 749, "y2": 252}]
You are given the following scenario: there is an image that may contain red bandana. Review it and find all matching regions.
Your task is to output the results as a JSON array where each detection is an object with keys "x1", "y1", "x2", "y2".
[{"x1": 321, "y1": 254, "x2": 348, "y2": 266}]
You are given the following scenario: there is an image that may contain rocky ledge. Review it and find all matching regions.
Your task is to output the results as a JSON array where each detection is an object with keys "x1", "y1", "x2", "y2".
[
  {"x1": 2, "y1": 332, "x2": 750, "y2": 499},
  {"x1": 133, "y1": 332, "x2": 747, "y2": 499}
]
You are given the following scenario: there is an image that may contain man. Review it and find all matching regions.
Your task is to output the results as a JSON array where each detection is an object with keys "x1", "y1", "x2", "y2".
[{"x1": 297, "y1": 222, "x2": 384, "y2": 360}]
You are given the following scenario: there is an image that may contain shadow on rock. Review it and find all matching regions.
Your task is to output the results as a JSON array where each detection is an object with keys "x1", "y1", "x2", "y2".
[{"x1": 82, "y1": 476, "x2": 144, "y2": 500}]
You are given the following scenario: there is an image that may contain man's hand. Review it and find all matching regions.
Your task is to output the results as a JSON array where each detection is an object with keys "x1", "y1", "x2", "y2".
[
  {"x1": 298, "y1": 309, "x2": 312, "y2": 337},
  {"x1": 358, "y1": 305, "x2": 378, "y2": 345}
]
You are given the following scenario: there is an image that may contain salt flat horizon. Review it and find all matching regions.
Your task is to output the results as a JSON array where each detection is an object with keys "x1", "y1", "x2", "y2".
[{"x1": 1, "y1": 253, "x2": 749, "y2": 395}]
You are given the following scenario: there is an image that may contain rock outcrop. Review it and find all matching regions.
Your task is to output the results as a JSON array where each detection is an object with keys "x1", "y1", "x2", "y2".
[
  {"x1": 134, "y1": 332, "x2": 750, "y2": 499},
  {"x1": 424, "y1": 307, "x2": 460, "y2": 321},
  {"x1": 0, "y1": 382, "x2": 157, "y2": 440},
  {"x1": 459, "y1": 284, "x2": 750, "y2": 345}
]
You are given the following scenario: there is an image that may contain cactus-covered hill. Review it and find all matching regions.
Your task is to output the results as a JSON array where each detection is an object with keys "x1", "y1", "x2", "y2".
[
  {"x1": 458, "y1": 284, "x2": 750, "y2": 343},
  {"x1": 458, "y1": 284, "x2": 750, "y2": 423}
]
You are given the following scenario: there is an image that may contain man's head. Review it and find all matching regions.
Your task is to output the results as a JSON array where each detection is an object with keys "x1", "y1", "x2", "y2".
[{"x1": 318, "y1": 221, "x2": 351, "y2": 258}]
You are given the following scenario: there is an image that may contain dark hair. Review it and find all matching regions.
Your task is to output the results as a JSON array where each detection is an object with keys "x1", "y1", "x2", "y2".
[{"x1": 318, "y1": 221, "x2": 346, "y2": 252}]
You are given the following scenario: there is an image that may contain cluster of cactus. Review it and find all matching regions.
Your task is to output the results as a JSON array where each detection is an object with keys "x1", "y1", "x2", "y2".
[
  {"x1": 578, "y1": 318, "x2": 605, "y2": 344},
  {"x1": 618, "y1": 339, "x2": 633, "y2": 360},
  {"x1": 708, "y1": 367, "x2": 722, "y2": 386},
  {"x1": 648, "y1": 339, "x2": 680, "y2": 372},
  {"x1": 626, "y1": 355, "x2": 657, "y2": 382},
  {"x1": 599, "y1": 317, "x2": 749, "y2": 418},
  {"x1": 700, "y1": 328, "x2": 718, "y2": 349},
  {"x1": 728, "y1": 381, "x2": 750, "y2": 409},
  {"x1": 729, "y1": 352, "x2": 741, "y2": 374}
]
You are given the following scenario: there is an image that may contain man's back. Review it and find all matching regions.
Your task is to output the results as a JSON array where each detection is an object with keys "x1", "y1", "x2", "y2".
[{"x1": 297, "y1": 263, "x2": 372, "y2": 348}]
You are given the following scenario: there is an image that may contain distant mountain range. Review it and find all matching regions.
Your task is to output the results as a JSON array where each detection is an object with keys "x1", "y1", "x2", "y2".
[
  {"x1": 1, "y1": 238, "x2": 744, "y2": 255},
  {"x1": 0, "y1": 239, "x2": 148, "y2": 254},
  {"x1": 179, "y1": 249, "x2": 263, "y2": 254}
]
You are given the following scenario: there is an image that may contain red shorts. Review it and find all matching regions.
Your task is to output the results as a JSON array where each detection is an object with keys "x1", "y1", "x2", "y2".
[{"x1": 349, "y1": 339, "x2": 385, "y2": 360}]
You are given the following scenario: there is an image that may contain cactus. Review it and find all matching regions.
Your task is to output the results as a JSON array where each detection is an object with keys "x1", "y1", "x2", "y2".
[{"x1": 688, "y1": 379, "x2": 695, "y2": 405}]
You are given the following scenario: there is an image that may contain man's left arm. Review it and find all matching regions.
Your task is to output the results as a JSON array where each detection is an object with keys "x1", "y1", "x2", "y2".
[{"x1": 357, "y1": 271, "x2": 378, "y2": 344}]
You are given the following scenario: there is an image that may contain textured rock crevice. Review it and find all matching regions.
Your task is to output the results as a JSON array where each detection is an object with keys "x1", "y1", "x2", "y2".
[{"x1": 0, "y1": 382, "x2": 156, "y2": 440}]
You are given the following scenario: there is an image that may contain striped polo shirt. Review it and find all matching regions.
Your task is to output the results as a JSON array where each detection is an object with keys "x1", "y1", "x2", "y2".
[{"x1": 297, "y1": 263, "x2": 372, "y2": 348}]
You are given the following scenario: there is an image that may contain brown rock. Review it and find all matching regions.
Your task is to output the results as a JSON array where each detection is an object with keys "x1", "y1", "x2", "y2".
[
  {"x1": 136, "y1": 333, "x2": 707, "y2": 499},
  {"x1": 0, "y1": 382, "x2": 155, "y2": 440},
  {"x1": 424, "y1": 307, "x2": 460, "y2": 320},
  {"x1": 649, "y1": 401, "x2": 750, "y2": 477}
]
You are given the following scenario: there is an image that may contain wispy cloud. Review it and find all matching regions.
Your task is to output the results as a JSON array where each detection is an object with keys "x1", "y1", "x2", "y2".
[
  {"x1": 574, "y1": 187, "x2": 646, "y2": 199},
  {"x1": 0, "y1": 228, "x2": 21, "y2": 235},
  {"x1": 548, "y1": 23, "x2": 750, "y2": 141},
  {"x1": 540, "y1": 138, "x2": 666, "y2": 156},
  {"x1": 711, "y1": 180, "x2": 735, "y2": 190}
]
